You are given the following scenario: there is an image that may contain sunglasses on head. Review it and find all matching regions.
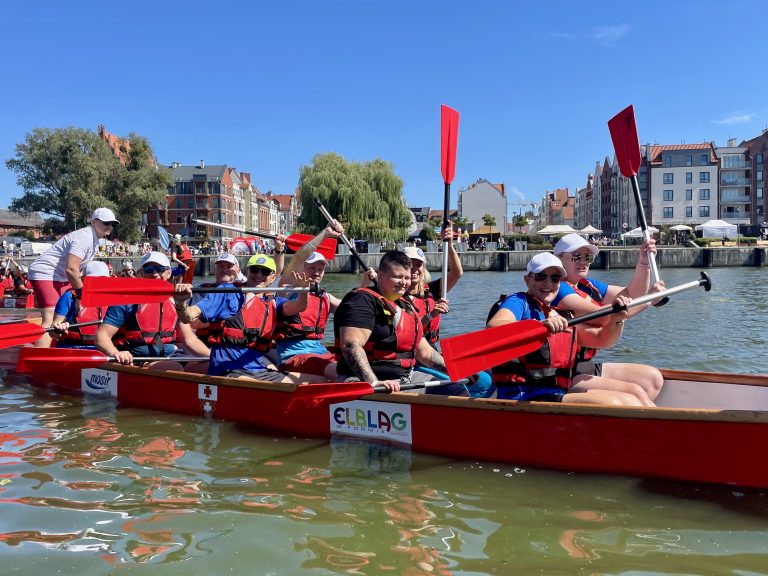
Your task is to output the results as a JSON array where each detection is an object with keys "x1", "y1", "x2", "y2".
[
  {"x1": 570, "y1": 253, "x2": 595, "y2": 263},
  {"x1": 248, "y1": 265, "x2": 274, "y2": 275},
  {"x1": 142, "y1": 264, "x2": 170, "y2": 274},
  {"x1": 530, "y1": 272, "x2": 563, "y2": 283}
]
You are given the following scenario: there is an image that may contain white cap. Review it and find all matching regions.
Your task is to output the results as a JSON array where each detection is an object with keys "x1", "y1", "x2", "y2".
[
  {"x1": 121, "y1": 260, "x2": 134, "y2": 270},
  {"x1": 553, "y1": 233, "x2": 599, "y2": 256},
  {"x1": 305, "y1": 251, "x2": 327, "y2": 265},
  {"x1": 140, "y1": 251, "x2": 171, "y2": 269},
  {"x1": 173, "y1": 234, "x2": 182, "y2": 242},
  {"x1": 403, "y1": 246, "x2": 426, "y2": 263},
  {"x1": 19, "y1": 265, "x2": 28, "y2": 274},
  {"x1": 89, "y1": 207, "x2": 120, "y2": 224},
  {"x1": 527, "y1": 253, "x2": 567, "y2": 277},
  {"x1": 84, "y1": 261, "x2": 111, "y2": 277},
  {"x1": 216, "y1": 252, "x2": 239, "y2": 266}
]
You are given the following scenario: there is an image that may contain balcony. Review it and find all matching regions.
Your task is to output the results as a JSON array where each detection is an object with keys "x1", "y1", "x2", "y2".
[
  {"x1": 721, "y1": 159, "x2": 751, "y2": 170},
  {"x1": 721, "y1": 177, "x2": 751, "y2": 186},
  {"x1": 720, "y1": 195, "x2": 751, "y2": 204}
]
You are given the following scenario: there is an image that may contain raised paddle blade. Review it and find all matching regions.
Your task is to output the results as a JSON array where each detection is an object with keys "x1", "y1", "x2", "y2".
[
  {"x1": 608, "y1": 104, "x2": 642, "y2": 178},
  {"x1": 81, "y1": 276, "x2": 172, "y2": 307},
  {"x1": 0, "y1": 322, "x2": 46, "y2": 348},
  {"x1": 441, "y1": 320, "x2": 549, "y2": 381},
  {"x1": 284, "y1": 234, "x2": 337, "y2": 260},
  {"x1": 16, "y1": 347, "x2": 110, "y2": 373},
  {"x1": 441, "y1": 105, "x2": 460, "y2": 184}
]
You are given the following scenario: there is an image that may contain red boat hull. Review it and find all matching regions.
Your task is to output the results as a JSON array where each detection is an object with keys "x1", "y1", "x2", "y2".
[{"x1": 12, "y1": 361, "x2": 768, "y2": 490}]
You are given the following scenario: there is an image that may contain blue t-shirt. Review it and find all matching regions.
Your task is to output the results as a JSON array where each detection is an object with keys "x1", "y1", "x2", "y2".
[
  {"x1": 552, "y1": 277, "x2": 609, "y2": 307},
  {"x1": 103, "y1": 303, "x2": 177, "y2": 357},
  {"x1": 497, "y1": 293, "x2": 547, "y2": 322},
  {"x1": 274, "y1": 292, "x2": 332, "y2": 363},
  {"x1": 196, "y1": 289, "x2": 287, "y2": 376},
  {"x1": 54, "y1": 290, "x2": 78, "y2": 322}
]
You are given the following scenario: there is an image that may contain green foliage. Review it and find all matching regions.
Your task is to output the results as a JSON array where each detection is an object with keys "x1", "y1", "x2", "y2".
[
  {"x1": 296, "y1": 152, "x2": 412, "y2": 241},
  {"x1": 5, "y1": 127, "x2": 171, "y2": 241},
  {"x1": 452, "y1": 215, "x2": 468, "y2": 229},
  {"x1": 482, "y1": 214, "x2": 497, "y2": 227},
  {"x1": 513, "y1": 214, "x2": 528, "y2": 232},
  {"x1": 694, "y1": 237, "x2": 713, "y2": 247}
]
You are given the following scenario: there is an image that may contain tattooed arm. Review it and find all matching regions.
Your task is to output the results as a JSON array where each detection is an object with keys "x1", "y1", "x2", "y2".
[
  {"x1": 414, "y1": 337, "x2": 446, "y2": 371},
  {"x1": 339, "y1": 326, "x2": 400, "y2": 392}
]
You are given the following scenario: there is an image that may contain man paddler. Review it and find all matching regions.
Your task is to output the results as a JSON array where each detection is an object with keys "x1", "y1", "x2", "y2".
[{"x1": 29, "y1": 207, "x2": 118, "y2": 328}]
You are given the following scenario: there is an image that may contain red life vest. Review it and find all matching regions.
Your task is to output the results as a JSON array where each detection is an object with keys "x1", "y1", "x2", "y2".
[
  {"x1": 569, "y1": 278, "x2": 603, "y2": 362},
  {"x1": 59, "y1": 305, "x2": 103, "y2": 345},
  {"x1": 178, "y1": 243, "x2": 193, "y2": 261},
  {"x1": 274, "y1": 290, "x2": 330, "y2": 341},
  {"x1": 335, "y1": 287, "x2": 423, "y2": 370},
  {"x1": 114, "y1": 300, "x2": 178, "y2": 348},
  {"x1": 490, "y1": 293, "x2": 578, "y2": 390},
  {"x1": 207, "y1": 295, "x2": 276, "y2": 352},
  {"x1": 409, "y1": 283, "x2": 440, "y2": 345},
  {"x1": 2, "y1": 276, "x2": 15, "y2": 294}
]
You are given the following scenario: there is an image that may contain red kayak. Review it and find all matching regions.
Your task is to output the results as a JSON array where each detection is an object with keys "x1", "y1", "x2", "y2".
[{"x1": 10, "y1": 347, "x2": 768, "y2": 490}]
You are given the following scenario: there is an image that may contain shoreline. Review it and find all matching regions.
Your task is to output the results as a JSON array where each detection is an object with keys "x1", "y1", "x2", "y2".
[{"x1": 12, "y1": 246, "x2": 767, "y2": 277}]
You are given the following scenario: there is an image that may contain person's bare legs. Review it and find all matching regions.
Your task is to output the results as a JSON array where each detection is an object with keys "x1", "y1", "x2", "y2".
[
  {"x1": 571, "y1": 374, "x2": 656, "y2": 407},
  {"x1": 600, "y1": 363, "x2": 664, "y2": 401}
]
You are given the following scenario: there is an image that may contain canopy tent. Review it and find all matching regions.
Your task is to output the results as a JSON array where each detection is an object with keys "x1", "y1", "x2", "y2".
[
  {"x1": 621, "y1": 226, "x2": 659, "y2": 239},
  {"x1": 695, "y1": 219, "x2": 737, "y2": 239},
  {"x1": 468, "y1": 226, "x2": 501, "y2": 239},
  {"x1": 579, "y1": 225, "x2": 603, "y2": 235},
  {"x1": 537, "y1": 224, "x2": 578, "y2": 235},
  {"x1": 669, "y1": 224, "x2": 693, "y2": 232}
]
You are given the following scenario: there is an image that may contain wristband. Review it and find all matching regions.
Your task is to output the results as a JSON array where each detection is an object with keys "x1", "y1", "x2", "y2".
[{"x1": 274, "y1": 249, "x2": 285, "y2": 254}]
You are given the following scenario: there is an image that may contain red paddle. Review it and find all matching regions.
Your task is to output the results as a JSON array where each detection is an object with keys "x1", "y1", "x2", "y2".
[
  {"x1": 608, "y1": 105, "x2": 668, "y2": 306},
  {"x1": 440, "y1": 105, "x2": 460, "y2": 300},
  {"x1": 190, "y1": 217, "x2": 337, "y2": 260},
  {"x1": 442, "y1": 273, "x2": 712, "y2": 381},
  {"x1": 80, "y1": 277, "x2": 315, "y2": 307},
  {"x1": 15, "y1": 347, "x2": 206, "y2": 372},
  {"x1": 0, "y1": 320, "x2": 102, "y2": 349}
]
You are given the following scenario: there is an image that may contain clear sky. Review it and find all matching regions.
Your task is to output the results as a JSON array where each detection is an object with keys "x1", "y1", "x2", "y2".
[{"x1": 1, "y1": 1, "x2": 766, "y2": 217}]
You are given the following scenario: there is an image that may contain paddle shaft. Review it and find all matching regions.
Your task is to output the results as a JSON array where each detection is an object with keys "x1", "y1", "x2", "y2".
[
  {"x1": 567, "y1": 271, "x2": 711, "y2": 327},
  {"x1": 191, "y1": 286, "x2": 312, "y2": 294},
  {"x1": 190, "y1": 217, "x2": 278, "y2": 241},
  {"x1": 373, "y1": 378, "x2": 470, "y2": 393},
  {"x1": 313, "y1": 198, "x2": 371, "y2": 276},
  {"x1": 442, "y1": 182, "x2": 450, "y2": 301},
  {"x1": 629, "y1": 174, "x2": 662, "y2": 284}
]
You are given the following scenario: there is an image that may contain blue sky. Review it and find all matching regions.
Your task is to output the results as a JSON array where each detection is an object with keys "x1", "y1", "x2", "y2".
[{"x1": 1, "y1": 1, "x2": 766, "y2": 217}]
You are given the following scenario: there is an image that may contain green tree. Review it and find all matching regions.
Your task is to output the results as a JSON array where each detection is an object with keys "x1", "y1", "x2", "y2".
[
  {"x1": 296, "y1": 152, "x2": 412, "y2": 241},
  {"x1": 513, "y1": 214, "x2": 528, "y2": 233},
  {"x1": 452, "y1": 215, "x2": 468, "y2": 230},
  {"x1": 5, "y1": 127, "x2": 171, "y2": 241},
  {"x1": 482, "y1": 214, "x2": 497, "y2": 227}
]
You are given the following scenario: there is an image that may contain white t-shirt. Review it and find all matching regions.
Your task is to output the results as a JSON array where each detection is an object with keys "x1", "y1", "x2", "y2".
[{"x1": 28, "y1": 226, "x2": 99, "y2": 282}]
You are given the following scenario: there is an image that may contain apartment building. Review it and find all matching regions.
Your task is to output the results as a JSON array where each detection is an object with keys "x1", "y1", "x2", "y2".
[
  {"x1": 648, "y1": 143, "x2": 718, "y2": 225},
  {"x1": 740, "y1": 129, "x2": 768, "y2": 229},
  {"x1": 457, "y1": 179, "x2": 507, "y2": 231}
]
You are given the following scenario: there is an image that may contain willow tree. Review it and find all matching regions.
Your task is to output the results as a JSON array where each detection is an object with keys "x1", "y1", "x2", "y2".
[
  {"x1": 296, "y1": 152, "x2": 412, "y2": 241},
  {"x1": 6, "y1": 127, "x2": 170, "y2": 241}
]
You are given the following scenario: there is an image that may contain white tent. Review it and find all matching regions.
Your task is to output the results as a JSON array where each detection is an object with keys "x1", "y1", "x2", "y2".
[
  {"x1": 695, "y1": 219, "x2": 737, "y2": 239},
  {"x1": 670, "y1": 224, "x2": 693, "y2": 232},
  {"x1": 537, "y1": 224, "x2": 578, "y2": 235},
  {"x1": 580, "y1": 225, "x2": 603, "y2": 235},
  {"x1": 621, "y1": 226, "x2": 659, "y2": 239}
]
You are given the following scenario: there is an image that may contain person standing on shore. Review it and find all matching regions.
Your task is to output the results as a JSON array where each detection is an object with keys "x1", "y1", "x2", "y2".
[{"x1": 28, "y1": 207, "x2": 118, "y2": 328}]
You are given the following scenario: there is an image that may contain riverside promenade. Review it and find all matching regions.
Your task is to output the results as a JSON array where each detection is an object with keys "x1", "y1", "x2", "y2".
[{"x1": 13, "y1": 246, "x2": 768, "y2": 277}]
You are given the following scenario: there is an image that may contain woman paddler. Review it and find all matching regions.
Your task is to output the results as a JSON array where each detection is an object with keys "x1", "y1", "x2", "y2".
[
  {"x1": 28, "y1": 207, "x2": 118, "y2": 329},
  {"x1": 486, "y1": 252, "x2": 645, "y2": 406}
]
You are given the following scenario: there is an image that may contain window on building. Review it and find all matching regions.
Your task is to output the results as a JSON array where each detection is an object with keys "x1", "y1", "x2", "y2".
[
  {"x1": 757, "y1": 153, "x2": 764, "y2": 164},
  {"x1": 663, "y1": 156, "x2": 672, "y2": 167},
  {"x1": 700, "y1": 154, "x2": 708, "y2": 165},
  {"x1": 686, "y1": 172, "x2": 692, "y2": 184},
  {"x1": 663, "y1": 190, "x2": 674, "y2": 201},
  {"x1": 699, "y1": 189, "x2": 710, "y2": 200},
  {"x1": 699, "y1": 206, "x2": 710, "y2": 218},
  {"x1": 759, "y1": 170, "x2": 764, "y2": 182},
  {"x1": 663, "y1": 173, "x2": 673, "y2": 184},
  {"x1": 686, "y1": 206, "x2": 693, "y2": 217},
  {"x1": 699, "y1": 172, "x2": 710, "y2": 183},
  {"x1": 663, "y1": 207, "x2": 673, "y2": 218},
  {"x1": 686, "y1": 189, "x2": 693, "y2": 201},
  {"x1": 175, "y1": 197, "x2": 181, "y2": 209},
  {"x1": 758, "y1": 188, "x2": 764, "y2": 199},
  {"x1": 686, "y1": 155, "x2": 693, "y2": 166},
  {"x1": 187, "y1": 197, "x2": 194, "y2": 209}
]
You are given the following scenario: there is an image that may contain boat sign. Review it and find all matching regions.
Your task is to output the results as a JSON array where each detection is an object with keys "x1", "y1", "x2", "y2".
[
  {"x1": 81, "y1": 368, "x2": 118, "y2": 397},
  {"x1": 329, "y1": 400, "x2": 412, "y2": 445}
]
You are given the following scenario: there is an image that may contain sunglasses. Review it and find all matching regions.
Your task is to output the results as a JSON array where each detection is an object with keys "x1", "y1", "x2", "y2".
[
  {"x1": 530, "y1": 273, "x2": 563, "y2": 283},
  {"x1": 248, "y1": 266, "x2": 274, "y2": 276},
  {"x1": 570, "y1": 253, "x2": 595, "y2": 263},
  {"x1": 142, "y1": 264, "x2": 170, "y2": 274}
]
